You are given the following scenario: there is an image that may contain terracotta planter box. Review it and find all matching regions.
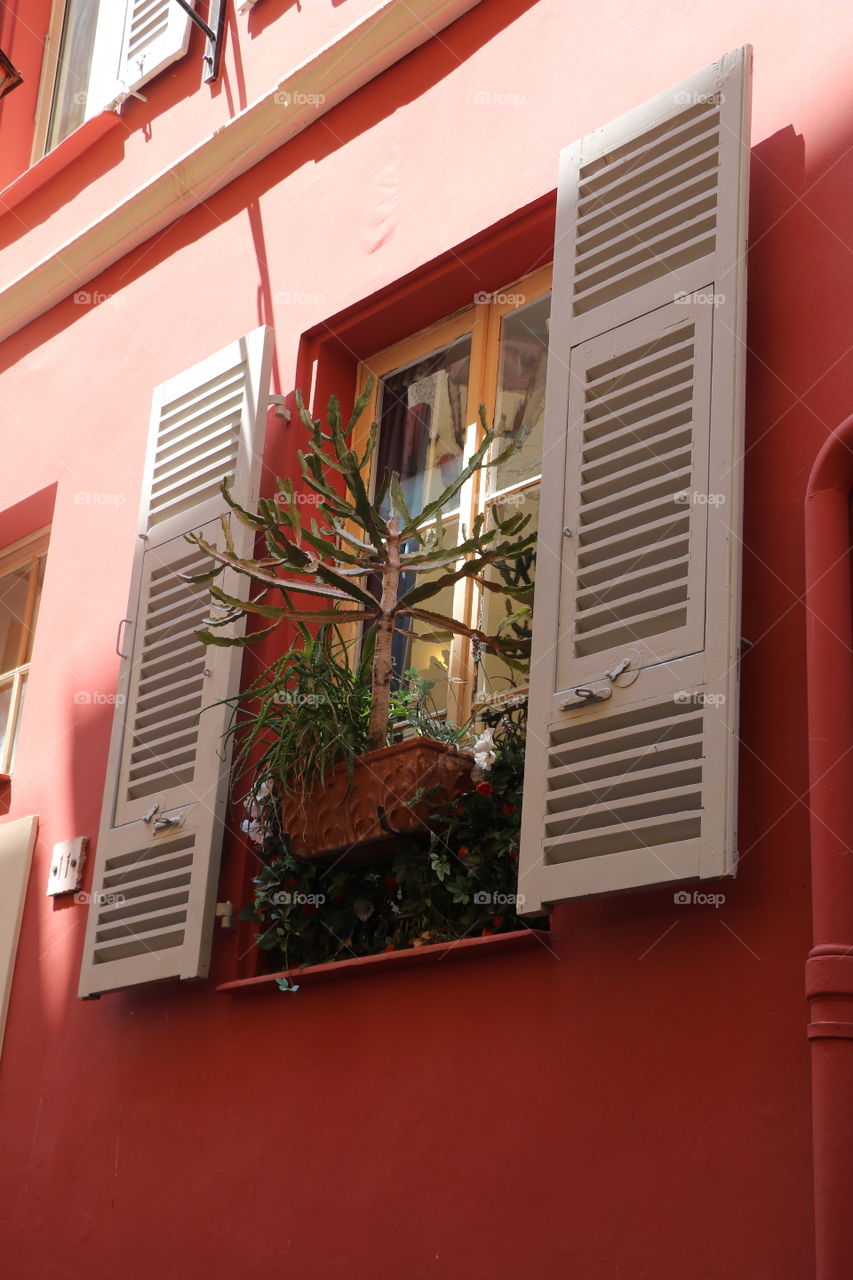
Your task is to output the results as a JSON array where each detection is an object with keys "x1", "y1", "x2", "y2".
[{"x1": 281, "y1": 736, "x2": 475, "y2": 862}]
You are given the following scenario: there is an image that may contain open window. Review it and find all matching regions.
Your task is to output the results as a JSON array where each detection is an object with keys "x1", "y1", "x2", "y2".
[
  {"x1": 32, "y1": 0, "x2": 195, "y2": 157},
  {"x1": 77, "y1": 46, "x2": 751, "y2": 995}
]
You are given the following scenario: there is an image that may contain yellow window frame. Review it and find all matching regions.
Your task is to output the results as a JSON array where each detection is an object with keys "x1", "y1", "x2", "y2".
[{"x1": 354, "y1": 265, "x2": 552, "y2": 724}]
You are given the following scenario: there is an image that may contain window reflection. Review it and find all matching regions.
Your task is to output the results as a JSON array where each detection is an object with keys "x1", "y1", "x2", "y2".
[
  {"x1": 492, "y1": 294, "x2": 550, "y2": 492},
  {"x1": 374, "y1": 335, "x2": 471, "y2": 518},
  {"x1": 46, "y1": 0, "x2": 102, "y2": 152}
]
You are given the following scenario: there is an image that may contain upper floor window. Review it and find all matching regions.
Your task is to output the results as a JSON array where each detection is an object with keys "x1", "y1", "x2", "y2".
[
  {"x1": 33, "y1": 0, "x2": 194, "y2": 158},
  {"x1": 0, "y1": 531, "x2": 48, "y2": 775},
  {"x1": 358, "y1": 267, "x2": 551, "y2": 724}
]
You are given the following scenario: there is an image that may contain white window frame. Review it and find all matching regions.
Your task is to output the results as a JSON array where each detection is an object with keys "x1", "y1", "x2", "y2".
[{"x1": 31, "y1": 0, "x2": 125, "y2": 162}]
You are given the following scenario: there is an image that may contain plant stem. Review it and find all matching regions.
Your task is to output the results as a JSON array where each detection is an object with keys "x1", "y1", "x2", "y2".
[{"x1": 368, "y1": 519, "x2": 401, "y2": 750}]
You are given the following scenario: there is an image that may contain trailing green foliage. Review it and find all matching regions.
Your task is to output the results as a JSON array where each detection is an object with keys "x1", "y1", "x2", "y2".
[
  {"x1": 224, "y1": 625, "x2": 371, "y2": 808},
  {"x1": 240, "y1": 706, "x2": 538, "y2": 975},
  {"x1": 387, "y1": 667, "x2": 470, "y2": 747}
]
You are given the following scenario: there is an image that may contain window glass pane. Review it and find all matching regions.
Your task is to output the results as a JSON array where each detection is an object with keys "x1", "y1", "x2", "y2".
[
  {"x1": 0, "y1": 565, "x2": 31, "y2": 674},
  {"x1": 9, "y1": 674, "x2": 26, "y2": 770},
  {"x1": 492, "y1": 294, "x2": 550, "y2": 492},
  {"x1": 0, "y1": 678, "x2": 13, "y2": 769},
  {"x1": 476, "y1": 485, "x2": 539, "y2": 702},
  {"x1": 25, "y1": 558, "x2": 46, "y2": 661},
  {"x1": 375, "y1": 335, "x2": 471, "y2": 518},
  {"x1": 46, "y1": 0, "x2": 102, "y2": 152},
  {"x1": 388, "y1": 515, "x2": 459, "y2": 714}
]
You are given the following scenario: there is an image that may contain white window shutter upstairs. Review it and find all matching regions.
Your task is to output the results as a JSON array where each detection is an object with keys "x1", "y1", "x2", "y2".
[
  {"x1": 117, "y1": 0, "x2": 195, "y2": 103},
  {"x1": 518, "y1": 49, "x2": 751, "y2": 913},
  {"x1": 78, "y1": 327, "x2": 274, "y2": 998}
]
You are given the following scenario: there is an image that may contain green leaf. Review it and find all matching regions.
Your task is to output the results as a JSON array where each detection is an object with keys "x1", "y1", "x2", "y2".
[{"x1": 196, "y1": 624, "x2": 279, "y2": 647}]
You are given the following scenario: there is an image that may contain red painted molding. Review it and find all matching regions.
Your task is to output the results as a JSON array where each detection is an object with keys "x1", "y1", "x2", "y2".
[
  {"x1": 0, "y1": 112, "x2": 123, "y2": 220},
  {"x1": 216, "y1": 926, "x2": 549, "y2": 993}
]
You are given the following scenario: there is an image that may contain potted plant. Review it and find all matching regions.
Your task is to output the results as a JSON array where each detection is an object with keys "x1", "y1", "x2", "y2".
[
  {"x1": 242, "y1": 701, "x2": 533, "y2": 978},
  {"x1": 187, "y1": 381, "x2": 535, "y2": 859}
]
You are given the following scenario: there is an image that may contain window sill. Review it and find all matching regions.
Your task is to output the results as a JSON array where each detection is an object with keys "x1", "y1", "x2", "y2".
[
  {"x1": 216, "y1": 926, "x2": 548, "y2": 993},
  {"x1": 0, "y1": 112, "x2": 123, "y2": 220}
]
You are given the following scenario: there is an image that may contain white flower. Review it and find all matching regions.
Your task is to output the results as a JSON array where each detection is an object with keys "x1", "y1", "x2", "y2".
[
  {"x1": 241, "y1": 818, "x2": 266, "y2": 845},
  {"x1": 244, "y1": 781, "x2": 270, "y2": 822},
  {"x1": 472, "y1": 726, "x2": 496, "y2": 773}
]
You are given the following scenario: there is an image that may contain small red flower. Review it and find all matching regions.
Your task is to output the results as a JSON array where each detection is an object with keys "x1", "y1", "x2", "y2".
[
  {"x1": 332, "y1": 891, "x2": 345, "y2": 902},
  {"x1": 384, "y1": 943, "x2": 396, "y2": 952},
  {"x1": 501, "y1": 803, "x2": 516, "y2": 816},
  {"x1": 383, "y1": 874, "x2": 397, "y2": 889},
  {"x1": 300, "y1": 903, "x2": 318, "y2": 916},
  {"x1": 457, "y1": 846, "x2": 470, "y2": 859},
  {"x1": 476, "y1": 781, "x2": 494, "y2": 796},
  {"x1": 481, "y1": 926, "x2": 494, "y2": 936},
  {"x1": 508, "y1": 848, "x2": 519, "y2": 862},
  {"x1": 493, "y1": 916, "x2": 504, "y2": 929}
]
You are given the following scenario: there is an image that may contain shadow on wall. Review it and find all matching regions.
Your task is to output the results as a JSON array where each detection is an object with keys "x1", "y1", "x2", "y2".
[
  {"x1": 247, "y1": 0, "x2": 322, "y2": 39},
  {"x1": 0, "y1": 0, "x2": 542, "y2": 378}
]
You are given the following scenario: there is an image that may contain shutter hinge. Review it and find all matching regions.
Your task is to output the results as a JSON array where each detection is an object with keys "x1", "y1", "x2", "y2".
[
  {"x1": 268, "y1": 395, "x2": 291, "y2": 422},
  {"x1": 215, "y1": 901, "x2": 235, "y2": 930}
]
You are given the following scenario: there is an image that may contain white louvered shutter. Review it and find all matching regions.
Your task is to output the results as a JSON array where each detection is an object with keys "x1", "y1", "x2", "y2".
[
  {"x1": 117, "y1": 0, "x2": 195, "y2": 103},
  {"x1": 518, "y1": 48, "x2": 751, "y2": 913},
  {"x1": 78, "y1": 327, "x2": 273, "y2": 997}
]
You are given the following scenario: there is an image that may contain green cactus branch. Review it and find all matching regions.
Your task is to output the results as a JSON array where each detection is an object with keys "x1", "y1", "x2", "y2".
[{"x1": 186, "y1": 382, "x2": 537, "y2": 751}]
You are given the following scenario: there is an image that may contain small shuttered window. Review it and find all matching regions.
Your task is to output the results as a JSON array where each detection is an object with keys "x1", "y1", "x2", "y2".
[
  {"x1": 78, "y1": 327, "x2": 273, "y2": 998},
  {"x1": 42, "y1": 0, "x2": 195, "y2": 153},
  {"x1": 518, "y1": 48, "x2": 751, "y2": 912}
]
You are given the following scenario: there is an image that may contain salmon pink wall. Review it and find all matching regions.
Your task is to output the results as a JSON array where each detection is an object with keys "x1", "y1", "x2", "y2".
[{"x1": 1, "y1": 1, "x2": 852, "y2": 1275}]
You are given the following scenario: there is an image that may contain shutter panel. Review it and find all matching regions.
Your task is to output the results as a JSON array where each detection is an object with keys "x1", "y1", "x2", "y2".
[
  {"x1": 518, "y1": 48, "x2": 750, "y2": 913},
  {"x1": 116, "y1": 0, "x2": 195, "y2": 103},
  {"x1": 0, "y1": 816, "x2": 38, "y2": 1056},
  {"x1": 78, "y1": 328, "x2": 273, "y2": 997}
]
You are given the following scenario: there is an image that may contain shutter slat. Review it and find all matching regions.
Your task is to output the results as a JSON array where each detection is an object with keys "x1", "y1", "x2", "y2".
[
  {"x1": 576, "y1": 554, "x2": 691, "y2": 610},
  {"x1": 542, "y1": 811, "x2": 703, "y2": 861},
  {"x1": 576, "y1": 535, "x2": 689, "y2": 589},
  {"x1": 575, "y1": 510, "x2": 690, "y2": 572},
  {"x1": 581, "y1": 424, "x2": 693, "y2": 483},
  {"x1": 547, "y1": 732, "x2": 705, "y2": 788}
]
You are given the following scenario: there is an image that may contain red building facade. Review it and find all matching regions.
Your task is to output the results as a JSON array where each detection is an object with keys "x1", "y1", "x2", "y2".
[{"x1": 1, "y1": 3, "x2": 852, "y2": 1277}]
